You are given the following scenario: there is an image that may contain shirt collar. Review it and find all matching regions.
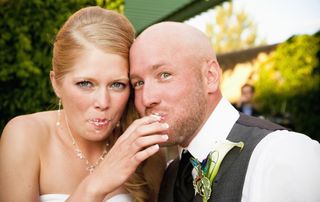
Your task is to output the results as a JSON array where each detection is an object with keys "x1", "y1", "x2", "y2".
[{"x1": 182, "y1": 97, "x2": 239, "y2": 161}]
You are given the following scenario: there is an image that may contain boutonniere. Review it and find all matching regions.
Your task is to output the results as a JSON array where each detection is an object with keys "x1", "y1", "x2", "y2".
[{"x1": 190, "y1": 140, "x2": 244, "y2": 202}]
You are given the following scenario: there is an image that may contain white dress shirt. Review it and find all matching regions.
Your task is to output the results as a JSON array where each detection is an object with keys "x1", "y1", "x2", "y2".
[{"x1": 184, "y1": 97, "x2": 320, "y2": 202}]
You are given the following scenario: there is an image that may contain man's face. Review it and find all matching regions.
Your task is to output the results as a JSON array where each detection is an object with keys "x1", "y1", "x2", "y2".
[
  {"x1": 130, "y1": 40, "x2": 208, "y2": 147},
  {"x1": 241, "y1": 86, "x2": 254, "y2": 104}
]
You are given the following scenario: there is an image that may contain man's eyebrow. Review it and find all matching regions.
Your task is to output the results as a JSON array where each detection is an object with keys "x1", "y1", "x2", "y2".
[
  {"x1": 130, "y1": 63, "x2": 167, "y2": 79},
  {"x1": 152, "y1": 63, "x2": 166, "y2": 70},
  {"x1": 129, "y1": 74, "x2": 139, "y2": 81}
]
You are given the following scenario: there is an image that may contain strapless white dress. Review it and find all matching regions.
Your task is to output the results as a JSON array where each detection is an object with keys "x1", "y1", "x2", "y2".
[{"x1": 39, "y1": 193, "x2": 133, "y2": 202}]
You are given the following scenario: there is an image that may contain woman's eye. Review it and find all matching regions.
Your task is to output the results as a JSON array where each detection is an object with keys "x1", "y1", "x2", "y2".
[
  {"x1": 76, "y1": 81, "x2": 93, "y2": 88},
  {"x1": 111, "y1": 82, "x2": 126, "y2": 90},
  {"x1": 160, "y1": 72, "x2": 171, "y2": 79}
]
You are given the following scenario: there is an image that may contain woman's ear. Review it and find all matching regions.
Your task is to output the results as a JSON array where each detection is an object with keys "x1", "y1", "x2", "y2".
[
  {"x1": 205, "y1": 59, "x2": 221, "y2": 93},
  {"x1": 50, "y1": 70, "x2": 61, "y2": 98}
]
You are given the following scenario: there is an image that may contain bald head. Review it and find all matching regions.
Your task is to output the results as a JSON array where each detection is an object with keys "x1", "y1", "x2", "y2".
[{"x1": 131, "y1": 22, "x2": 216, "y2": 63}]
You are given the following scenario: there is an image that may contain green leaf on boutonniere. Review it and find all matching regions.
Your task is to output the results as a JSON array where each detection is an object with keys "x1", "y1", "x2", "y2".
[
  {"x1": 190, "y1": 140, "x2": 244, "y2": 202},
  {"x1": 190, "y1": 157, "x2": 212, "y2": 201}
]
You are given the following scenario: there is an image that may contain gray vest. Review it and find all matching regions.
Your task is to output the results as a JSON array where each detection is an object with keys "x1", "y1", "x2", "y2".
[{"x1": 158, "y1": 114, "x2": 286, "y2": 202}]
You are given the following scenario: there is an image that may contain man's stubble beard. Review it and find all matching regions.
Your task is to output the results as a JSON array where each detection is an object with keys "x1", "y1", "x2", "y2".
[{"x1": 165, "y1": 83, "x2": 207, "y2": 147}]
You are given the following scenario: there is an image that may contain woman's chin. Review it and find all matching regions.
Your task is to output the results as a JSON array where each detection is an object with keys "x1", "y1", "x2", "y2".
[{"x1": 86, "y1": 125, "x2": 111, "y2": 141}]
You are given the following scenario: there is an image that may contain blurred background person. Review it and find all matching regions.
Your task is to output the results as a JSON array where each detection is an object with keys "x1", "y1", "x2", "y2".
[{"x1": 236, "y1": 83, "x2": 262, "y2": 117}]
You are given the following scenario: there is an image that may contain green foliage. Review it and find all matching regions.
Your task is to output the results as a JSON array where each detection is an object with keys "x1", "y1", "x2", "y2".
[
  {"x1": 206, "y1": 1, "x2": 265, "y2": 54},
  {"x1": 254, "y1": 33, "x2": 320, "y2": 140},
  {"x1": 0, "y1": 0, "x2": 97, "y2": 132},
  {"x1": 96, "y1": 0, "x2": 124, "y2": 13}
]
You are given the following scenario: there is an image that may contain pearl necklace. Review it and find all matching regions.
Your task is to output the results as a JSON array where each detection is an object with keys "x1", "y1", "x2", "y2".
[{"x1": 64, "y1": 115, "x2": 109, "y2": 174}]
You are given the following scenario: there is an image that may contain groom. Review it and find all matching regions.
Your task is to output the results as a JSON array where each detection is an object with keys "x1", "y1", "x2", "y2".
[{"x1": 129, "y1": 22, "x2": 320, "y2": 201}]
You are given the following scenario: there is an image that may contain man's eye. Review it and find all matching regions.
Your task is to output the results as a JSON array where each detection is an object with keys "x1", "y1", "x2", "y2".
[
  {"x1": 111, "y1": 82, "x2": 126, "y2": 90},
  {"x1": 133, "y1": 80, "x2": 144, "y2": 89},
  {"x1": 160, "y1": 72, "x2": 171, "y2": 79},
  {"x1": 76, "y1": 81, "x2": 93, "y2": 88}
]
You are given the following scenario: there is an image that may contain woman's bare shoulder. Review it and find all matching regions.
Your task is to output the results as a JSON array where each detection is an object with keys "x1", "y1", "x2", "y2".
[
  {"x1": 0, "y1": 111, "x2": 57, "y2": 199},
  {"x1": 1, "y1": 111, "x2": 57, "y2": 147}
]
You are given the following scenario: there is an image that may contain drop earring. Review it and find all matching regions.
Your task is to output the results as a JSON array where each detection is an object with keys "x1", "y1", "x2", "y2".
[
  {"x1": 56, "y1": 99, "x2": 61, "y2": 126},
  {"x1": 116, "y1": 122, "x2": 120, "y2": 128}
]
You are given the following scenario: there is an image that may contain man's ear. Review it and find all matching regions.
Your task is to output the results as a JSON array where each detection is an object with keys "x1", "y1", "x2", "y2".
[
  {"x1": 205, "y1": 59, "x2": 221, "y2": 93},
  {"x1": 50, "y1": 70, "x2": 61, "y2": 98}
]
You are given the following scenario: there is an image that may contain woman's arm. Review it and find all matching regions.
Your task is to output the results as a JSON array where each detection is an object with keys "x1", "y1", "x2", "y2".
[{"x1": 0, "y1": 116, "x2": 41, "y2": 202}]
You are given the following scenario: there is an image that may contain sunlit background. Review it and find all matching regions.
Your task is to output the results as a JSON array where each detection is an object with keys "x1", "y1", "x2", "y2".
[{"x1": 186, "y1": 0, "x2": 320, "y2": 44}]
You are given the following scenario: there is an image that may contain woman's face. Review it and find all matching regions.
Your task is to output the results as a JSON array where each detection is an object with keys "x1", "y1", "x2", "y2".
[{"x1": 56, "y1": 47, "x2": 130, "y2": 141}]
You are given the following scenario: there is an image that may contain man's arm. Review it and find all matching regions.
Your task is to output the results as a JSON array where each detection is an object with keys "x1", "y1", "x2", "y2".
[{"x1": 242, "y1": 130, "x2": 320, "y2": 201}]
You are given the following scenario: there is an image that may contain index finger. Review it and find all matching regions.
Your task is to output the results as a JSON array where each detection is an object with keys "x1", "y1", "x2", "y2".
[{"x1": 119, "y1": 115, "x2": 162, "y2": 140}]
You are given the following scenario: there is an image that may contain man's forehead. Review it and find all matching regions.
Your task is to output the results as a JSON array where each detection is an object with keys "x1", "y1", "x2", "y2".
[{"x1": 130, "y1": 63, "x2": 169, "y2": 78}]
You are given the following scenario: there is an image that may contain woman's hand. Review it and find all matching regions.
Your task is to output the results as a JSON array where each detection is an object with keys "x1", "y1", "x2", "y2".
[{"x1": 72, "y1": 115, "x2": 169, "y2": 200}]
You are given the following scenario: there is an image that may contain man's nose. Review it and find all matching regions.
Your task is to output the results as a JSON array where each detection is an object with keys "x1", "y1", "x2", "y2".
[
  {"x1": 141, "y1": 81, "x2": 161, "y2": 108},
  {"x1": 94, "y1": 88, "x2": 110, "y2": 111}
]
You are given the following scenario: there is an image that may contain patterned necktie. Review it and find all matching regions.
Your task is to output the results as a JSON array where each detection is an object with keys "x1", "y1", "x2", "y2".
[{"x1": 174, "y1": 150, "x2": 194, "y2": 202}]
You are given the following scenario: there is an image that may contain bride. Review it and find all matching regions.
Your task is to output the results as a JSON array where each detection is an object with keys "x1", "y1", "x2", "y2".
[{"x1": 0, "y1": 6, "x2": 167, "y2": 202}]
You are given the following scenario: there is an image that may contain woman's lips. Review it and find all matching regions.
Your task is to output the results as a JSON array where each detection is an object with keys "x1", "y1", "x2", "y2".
[{"x1": 88, "y1": 118, "x2": 111, "y2": 128}]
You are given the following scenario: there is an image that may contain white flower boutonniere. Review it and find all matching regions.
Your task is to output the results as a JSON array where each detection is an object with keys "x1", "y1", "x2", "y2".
[{"x1": 190, "y1": 140, "x2": 244, "y2": 202}]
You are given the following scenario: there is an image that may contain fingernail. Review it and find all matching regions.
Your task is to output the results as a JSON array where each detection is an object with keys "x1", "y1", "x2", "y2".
[
  {"x1": 162, "y1": 134, "x2": 168, "y2": 140},
  {"x1": 153, "y1": 144, "x2": 159, "y2": 150},
  {"x1": 162, "y1": 123, "x2": 169, "y2": 129},
  {"x1": 151, "y1": 114, "x2": 161, "y2": 121}
]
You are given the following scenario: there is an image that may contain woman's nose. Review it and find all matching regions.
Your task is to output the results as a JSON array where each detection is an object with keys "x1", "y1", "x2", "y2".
[{"x1": 94, "y1": 88, "x2": 110, "y2": 111}]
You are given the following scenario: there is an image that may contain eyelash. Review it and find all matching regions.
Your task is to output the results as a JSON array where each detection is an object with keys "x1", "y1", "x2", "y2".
[
  {"x1": 132, "y1": 72, "x2": 171, "y2": 89},
  {"x1": 160, "y1": 72, "x2": 171, "y2": 79},
  {"x1": 76, "y1": 80, "x2": 92, "y2": 88},
  {"x1": 111, "y1": 82, "x2": 126, "y2": 90},
  {"x1": 132, "y1": 81, "x2": 144, "y2": 89},
  {"x1": 76, "y1": 81, "x2": 127, "y2": 90}
]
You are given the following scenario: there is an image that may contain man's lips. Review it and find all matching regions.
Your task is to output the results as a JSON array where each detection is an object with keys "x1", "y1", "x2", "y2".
[{"x1": 150, "y1": 112, "x2": 166, "y2": 120}]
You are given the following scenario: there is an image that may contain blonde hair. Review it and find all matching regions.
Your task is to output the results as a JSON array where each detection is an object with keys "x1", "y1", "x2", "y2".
[
  {"x1": 52, "y1": 6, "x2": 134, "y2": 82},
  {"x1": 52, "y1": 6, "x2": 156, "y2": 201}
]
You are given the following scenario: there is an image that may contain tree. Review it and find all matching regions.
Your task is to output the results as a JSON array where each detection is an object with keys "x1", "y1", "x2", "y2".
[
  {"x1": 254, "y1": 33, "x2": 320, "y2": 140},
  {"x1": 96, "y1": 0, "x2": 124, "y2": 13},
  {"x1": 206, "y1": 1, "x2": 265, "y2": 54}
]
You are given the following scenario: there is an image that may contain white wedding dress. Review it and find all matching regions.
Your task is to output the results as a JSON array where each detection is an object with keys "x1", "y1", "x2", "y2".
[{"x1": 39, "y1": 193, "x2": 133, "y2": 202}]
